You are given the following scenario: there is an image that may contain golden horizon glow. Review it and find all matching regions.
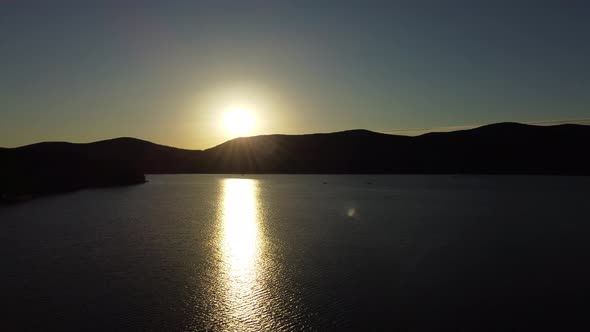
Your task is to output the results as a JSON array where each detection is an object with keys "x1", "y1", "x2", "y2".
[{"x1": 222, "y1": 104, "x2": 256, "y2": 137}]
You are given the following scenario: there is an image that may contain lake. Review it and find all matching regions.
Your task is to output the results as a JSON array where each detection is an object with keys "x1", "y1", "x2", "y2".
[{"x1": 1, "y1": 175, "x2": 590, "y2": 331}]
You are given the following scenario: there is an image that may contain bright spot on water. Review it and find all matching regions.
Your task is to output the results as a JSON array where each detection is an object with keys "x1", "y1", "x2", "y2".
[
  {"x1": 347, "y1": 208, "x2": 356, "y2": 217},
  {"x1": 222, "y1": 179, "x2": 259, "y2": 271},
  {"x1": 218, "y1": 178, "x2": 269, "y2": 330}
]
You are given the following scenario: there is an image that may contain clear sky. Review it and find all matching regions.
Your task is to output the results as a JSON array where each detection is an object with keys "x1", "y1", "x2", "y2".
[{"x1": 1, "y1": 0, "x2": 589, "y2": 149}]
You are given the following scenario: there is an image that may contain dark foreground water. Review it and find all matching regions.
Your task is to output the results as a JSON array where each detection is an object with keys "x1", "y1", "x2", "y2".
[{"x1": 1, "y1": 175, "x2": 590, "y2": 331}]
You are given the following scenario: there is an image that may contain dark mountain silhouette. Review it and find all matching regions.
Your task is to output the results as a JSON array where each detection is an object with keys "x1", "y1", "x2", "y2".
[
  {"x1": 2, "y1": 122, "x2": 590, "y2": 201},
  {"x1": 200, "y1": 122, "x2": 590, "y2": 174}
]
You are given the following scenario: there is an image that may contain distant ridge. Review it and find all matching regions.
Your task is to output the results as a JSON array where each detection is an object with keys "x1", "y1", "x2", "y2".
[{"x1": 2, "y1": 122, "x2": 590, "y2": 201}]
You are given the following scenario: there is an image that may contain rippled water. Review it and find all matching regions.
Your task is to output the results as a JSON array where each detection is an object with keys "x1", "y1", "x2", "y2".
[{"x1": 2, "y1": 175, "x2": 590, "y2": 331}]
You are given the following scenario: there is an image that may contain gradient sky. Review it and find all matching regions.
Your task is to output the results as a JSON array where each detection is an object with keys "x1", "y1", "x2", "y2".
[{"x1": 1, "y1": 0, "x2": 589, "y2": 149}]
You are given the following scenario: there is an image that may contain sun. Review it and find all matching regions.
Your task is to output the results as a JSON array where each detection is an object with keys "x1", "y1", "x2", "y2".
[{"x1": 223, "y1": 105, "x2": 256, "y2": 136}]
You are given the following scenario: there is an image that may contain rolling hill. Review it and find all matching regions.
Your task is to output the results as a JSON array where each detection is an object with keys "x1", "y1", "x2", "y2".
[{"x1": 2, "y1": 122, "x2": 590, "y2": 200}]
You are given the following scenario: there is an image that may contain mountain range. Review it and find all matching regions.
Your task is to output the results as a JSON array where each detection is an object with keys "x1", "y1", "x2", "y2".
[{"x1": 2, "y1": 122, "x2": 590, "y2": 200}]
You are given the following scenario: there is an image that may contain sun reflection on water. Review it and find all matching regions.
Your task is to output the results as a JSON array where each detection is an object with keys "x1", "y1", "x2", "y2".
[{"x1": 219, "y1": 178, "x2": 266, "y2": 330}]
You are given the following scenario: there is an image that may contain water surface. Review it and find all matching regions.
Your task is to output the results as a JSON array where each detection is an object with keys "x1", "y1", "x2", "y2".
[{"x1": 1, "y1": 175, "x2": 590, "y2": 331}]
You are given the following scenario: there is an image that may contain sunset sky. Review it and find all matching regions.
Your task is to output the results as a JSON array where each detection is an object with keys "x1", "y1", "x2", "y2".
[{"x1": 2, "y1": 0, "x2": 589, "y2": 149}]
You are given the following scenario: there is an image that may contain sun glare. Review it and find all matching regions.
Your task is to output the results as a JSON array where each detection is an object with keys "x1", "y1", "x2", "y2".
[{"x1": 223, "y1": 105, "x2": 256, "y2": 137}]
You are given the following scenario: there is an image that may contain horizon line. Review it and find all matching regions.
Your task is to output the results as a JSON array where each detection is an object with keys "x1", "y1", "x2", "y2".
[
  {"x1": 3, "y1": 119, "x2": 590, "y2": 150},
  {"x1": 384, "y1": 118, "x2": 590, "y2": 135}
]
